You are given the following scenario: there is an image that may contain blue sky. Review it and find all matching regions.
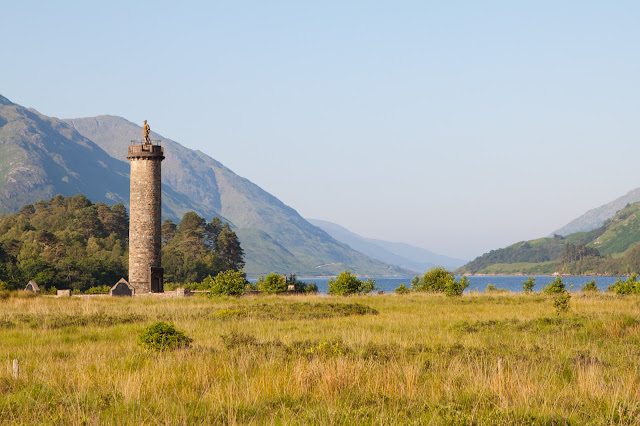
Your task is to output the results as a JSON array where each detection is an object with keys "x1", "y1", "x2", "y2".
[{"x1": 2, "y1": 1, "x2": 639, "y2": 259}]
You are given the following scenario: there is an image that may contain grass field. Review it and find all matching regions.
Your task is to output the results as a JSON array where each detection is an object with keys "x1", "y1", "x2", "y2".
[{"x1": 2, "y1": 291, "x2": 640, "y2": 424}]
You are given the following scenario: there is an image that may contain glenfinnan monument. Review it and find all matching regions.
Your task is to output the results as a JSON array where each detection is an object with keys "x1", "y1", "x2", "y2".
[{"x1": 127, "y1": 120, "x2": 165, "y2": 293}]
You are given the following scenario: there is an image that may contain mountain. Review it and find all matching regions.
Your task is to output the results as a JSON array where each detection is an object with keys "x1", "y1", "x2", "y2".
[
  {"x1": 551, "y1": 188, "x2": 640, "y2": 236},
  {"x1": 0, "y1": 95, "x2": 409, "y2": 277},
  {"x1": 457, "y1": 202, "x2": 640, "y2": 276},
  {"x1": 307, "y1": 218, "x2": 466, "y2": 272}
]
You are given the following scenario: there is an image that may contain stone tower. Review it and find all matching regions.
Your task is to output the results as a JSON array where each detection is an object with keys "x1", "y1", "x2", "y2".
[{"x1": 127, "y1": 141, "x2": 165, "y2": 293}]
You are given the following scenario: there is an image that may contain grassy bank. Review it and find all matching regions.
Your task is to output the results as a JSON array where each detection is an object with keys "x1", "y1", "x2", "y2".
[{"x1": 2, "y1": 292, "x2": 640, "y2": 424}]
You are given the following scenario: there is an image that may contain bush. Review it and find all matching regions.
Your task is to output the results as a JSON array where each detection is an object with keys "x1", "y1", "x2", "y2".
[
  {"x1": 208, "y1": 270, "x2": 246, "y2": 296},
  {"x1": 411, "y1": 267, "x2": 468, "y2": 296},
  {"x1": 85, "y1": 285, "x2": 110, "y2": 294},
  {"x1": 328, "y1": 271, "x2": 361, "y2": 295},
  {"x1": 258, "y1": 273, "x2": 288, "y2": 294},
  {"x1": 485, "y1": 284, "x2": 508, "y2": 293},
  {"x1": 358, "y1": 278, "x2": 379, "y2": 294},
  {"x1": 395, "y1": 284, "x2": 410, "y2": 294},
  {"x1": 287, "y1": 274, "x2": 318, "y2": 293},
  {"x1": 580, "y1": 279, "x2": 599, "y2": 293},
  {"x1": 139, "y1": 322, "x2": 192, "y2": 351},
  {"x1": 446, "y1": 275, "x2": 469, "y2": 296},
  {"x1": 607, "y1": 275, "x2": 639, "y2": 295},
  {"x1": 522, "y1": 277, "x2": 535, "y2": 293},
  {"x1": 553, "y1": 291, "x2": 571, "y2": 314},
  {"x1": 302, "y1": 282, "x2": 319, "y2": 293},
  {"x1": 327, "y1": 271, "x2": 380, "y2": 296},
  {"x1": 543, "y1": 277, "x2": 566, "y2": 294}
]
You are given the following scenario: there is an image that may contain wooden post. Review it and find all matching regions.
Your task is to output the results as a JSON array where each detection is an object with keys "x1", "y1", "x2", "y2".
[{"x1": 12, "y1": 359, "x2": 19, "y2": 379}]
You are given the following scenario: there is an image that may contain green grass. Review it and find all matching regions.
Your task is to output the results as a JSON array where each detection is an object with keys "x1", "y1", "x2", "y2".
[
  {"x1": 2, "y1": 292, "x2": 640, "y2": 424},
  {"x1": 475, "y1": 261, "x2": 557, "y2": 275}
]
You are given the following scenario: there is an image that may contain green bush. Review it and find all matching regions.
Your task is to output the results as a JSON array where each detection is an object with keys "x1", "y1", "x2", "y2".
[
  {"x1": 258, "y1": 273, "x2": 288, "y2": 294},
  {"x1": 395, "y1": 284, "x2": 410, "y2": 294},
  {"x1": 327, "y1": 271, "x2": 380, "y2": 295},
  {"x1": 553, "y1": 291, "x2": 571, "y2": 314},
  {"x1": 485, "y1": 284, "x2": 509, "y2": 293},
  {"x1": 607, "y1": 275, "x2": 639, "y2": 295},
  {"x1": 580, "y1": 279, "x2": 599, "y2": 293},
  {"x1": 85, "y1": 285, "x2": 110, "y2": 294},
  {"x1": 139, "y1": 321, "x2": 192, "y2": 351},
  {"x1": 543, "y1": 277, "x2": 566, "y2": 294},
  {"x1": 358, "y1": 278, "x2": 379, "y2": 294},
  {"x1": 522, "y1": 277, "x2": 536, "y2": 293},
  {"x1": 208, "y1": 270, "x2": 246, "y2": 296},
  {"x1": 328, "y1": 271, "x2": 361, "y2": 295},
  {"x1": 411, "y1": 267, "x2": 468, "y2": 296},
  {"x1": 303, "y1": 282, "x2": 319, "y2": 293}
]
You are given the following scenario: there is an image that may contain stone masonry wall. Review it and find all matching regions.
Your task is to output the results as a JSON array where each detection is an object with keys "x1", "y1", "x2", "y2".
[{"x1": 128, "y1": 145, "x2": 163, "y2": 293}]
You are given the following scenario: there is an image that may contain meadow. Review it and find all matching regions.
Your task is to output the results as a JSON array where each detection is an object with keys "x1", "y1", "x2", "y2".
[{"x1": 2, "y1": 291, "x2": 640, "y2": 424}]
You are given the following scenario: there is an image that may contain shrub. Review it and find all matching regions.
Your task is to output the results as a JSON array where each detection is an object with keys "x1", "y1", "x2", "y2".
[
  {"x1": 522, "y1": 277, "x2": 536, "y2": 293},
  {"x1": 287, "y1": 274, "x2": 318, "y2": 293},
  {"x1": 485, "y1": 284, "x2": 508, "y2": 293},
  {"x1": 543, "y1": 277, "x2": 566, "y2": 294},
  {"x1": 139, "y1": 321, "x2": 192, "y2": 351},
  {"x1": 208, "y1": 270, "x2": 246, "y2": 296},
  {"x1": 580, "y1": 279, "x2": 599, "y2": 293},
  {"x1": 85, "y1": 285, "x2": 110, "y2": 294},
  {"x1": 445, "y1": 275, "x2": 469, "y2": 296},
  {"x1": 395, "y1": 284, "x2": 410, "y2": 294},
  {"x1": 303, "y1": 282, "x2": 319, "y2": 293},
  {"x1": 358, "y1": 278, "x2": 380, "y2": 294},
  {"x1": 328, "y1": 271, "x2": 361, "y2": 295},
  {"x1": 553, "y1": 292, "x2": 571, "y2": 314},
  {"x1": 411, "y1": 267, "x2": 468, "y2": 296},
  {"x1": 608, "y1": 275, "x2": 639, "y2": 295},
  {"x1": 258, "y1": 273, "x2": 288, "y2": 294}
]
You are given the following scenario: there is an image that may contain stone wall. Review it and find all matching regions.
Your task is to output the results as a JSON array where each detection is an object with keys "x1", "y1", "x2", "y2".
[{"x1": 128, "y1": 144, "x2": 164, "y2": 293}]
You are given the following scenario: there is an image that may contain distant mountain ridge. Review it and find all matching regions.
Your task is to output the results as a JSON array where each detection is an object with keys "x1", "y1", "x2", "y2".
[
  {"x1": 0, "y1": 95, "x2": 409, "y2": 277},
  {"x1": 551, "y1": 187, "x2": 640, "y2": 236},
  {"x1": 307, "y1": 218, "x2": 466, "y2": 271}
]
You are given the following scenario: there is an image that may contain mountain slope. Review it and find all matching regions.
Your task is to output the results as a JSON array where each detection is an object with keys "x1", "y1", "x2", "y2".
[
  {"x1": 551, "y1": 188, "x2": 640, "y2": 236},
  {"x1": 0, "y1": 101, "x2": 413, "y2": 277},
  {"x1": 458, "y1": 202, "x2": 640, "y2": 275},
  {"x1": 65, "y1": 115, "x2": 410, "y2": 277},
  {"x1": 0, "y1": 96, "x2": 219, "y2": 222},
  {"x1": 307, "y1": 218, "x2": 466, "y2": 271}
]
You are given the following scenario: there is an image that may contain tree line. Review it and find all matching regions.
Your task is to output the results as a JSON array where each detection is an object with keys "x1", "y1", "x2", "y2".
[{"x1": 0, "y1": 195, "x2": 244, "y2": 291}]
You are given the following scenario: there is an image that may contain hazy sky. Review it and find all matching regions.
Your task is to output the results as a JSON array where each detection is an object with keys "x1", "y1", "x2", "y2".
[{"x1": 2, "y1": 1, "x2": 639, "y2": 260}]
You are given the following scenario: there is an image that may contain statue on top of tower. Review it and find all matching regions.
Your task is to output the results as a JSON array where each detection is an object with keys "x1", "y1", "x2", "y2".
[{"x1": 143, "y1": 120, "x2": 151, "y2": 143}]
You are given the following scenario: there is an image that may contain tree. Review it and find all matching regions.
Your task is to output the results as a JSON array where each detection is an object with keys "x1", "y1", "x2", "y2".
[
  {"x1": 218, "y1": 223, "x2": 244, "y2": 271},
  {"x1": 161, "y1": 219, "x2": 177, "y2": 244},
  {"x1": 522, "y1": 277, "x2": 536, "y2": 293},
  {"x1": 543, "y1": 277, "x2": 566, "y2": 294},
  {"x1": 203, "y1": 217, "x2": 222, "y2": 251}
]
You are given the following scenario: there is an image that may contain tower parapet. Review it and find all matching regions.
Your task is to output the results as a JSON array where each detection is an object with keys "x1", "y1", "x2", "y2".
[{"x1": 128, "y1": 138, "x2": 164, "y2": 293}]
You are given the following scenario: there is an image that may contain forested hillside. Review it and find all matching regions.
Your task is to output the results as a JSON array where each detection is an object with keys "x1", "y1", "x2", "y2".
[
  {"x1": 457, "y1": 202, "x2": 640, "y2": 276},
  {"x1": 0, "y1": 195, "x2": 243, "y2": 291}
]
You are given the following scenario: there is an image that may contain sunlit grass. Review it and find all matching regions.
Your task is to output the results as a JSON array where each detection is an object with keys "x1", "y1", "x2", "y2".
[{"x1": 2, "y1": 292, "x2": 640, "y2": 424}]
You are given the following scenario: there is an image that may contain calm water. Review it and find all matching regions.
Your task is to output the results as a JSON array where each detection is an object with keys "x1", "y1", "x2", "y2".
[{"x1": 297, "y1": 275, "x2": 625, "y2": 294}]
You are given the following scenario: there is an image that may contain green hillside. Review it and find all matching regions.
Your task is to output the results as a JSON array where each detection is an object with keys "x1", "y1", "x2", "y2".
[
  {"x1": 0, "y1": 95, "x2": 409, "y2": 277},
  {"x1": 457, "y1": 202, "x2": 640, "y2": 275}
]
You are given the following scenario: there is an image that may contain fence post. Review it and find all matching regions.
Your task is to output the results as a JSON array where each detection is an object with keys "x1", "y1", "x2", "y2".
[{"x1": 12, "y1": 359, "x2": 19, "y2": 379}]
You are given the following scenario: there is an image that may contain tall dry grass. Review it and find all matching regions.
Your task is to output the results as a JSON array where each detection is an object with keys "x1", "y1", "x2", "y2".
[{"x1": 1, "y1": 292, "x2": 640, "y2": 424}]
